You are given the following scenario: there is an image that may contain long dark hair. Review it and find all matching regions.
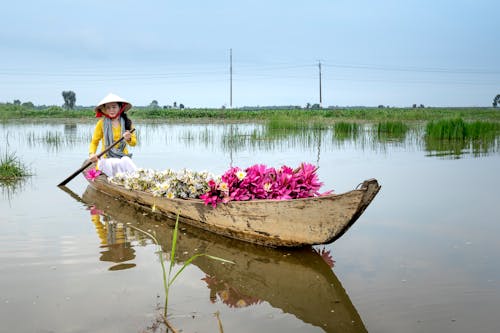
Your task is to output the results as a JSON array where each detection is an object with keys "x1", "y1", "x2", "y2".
[
  {"x1": 121, "y1": 112, "x2": 132, "y2": 131},
  {"x1": 117, "y1": 102, "x2": 132, "y2": 130}
]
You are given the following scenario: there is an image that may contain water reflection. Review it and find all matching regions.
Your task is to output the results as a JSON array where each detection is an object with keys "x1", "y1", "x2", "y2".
[
  {"x1": 1, "y1": 180, "x2": 26, "y2": 200},
  {"x1": 90, "y1": 211, "x2": 137, "y2": 270},
  {"x1": 376, "y1": 130, "x2": 407, "y2": 143},
  {"x1": 58, "y1": 186, "x2": 137, "y2": 270},
  {"x1": 424, "y1": 137, "x2": 500, "y2": 158},
  {"x1": 63, "y1": 123, "x2": 78, "y2": 135},
  {"x1": 64, "y1": 185, "x2": 368, "y2": 333}
]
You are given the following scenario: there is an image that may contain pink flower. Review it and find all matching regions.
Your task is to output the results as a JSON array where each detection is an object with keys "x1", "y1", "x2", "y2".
[
  {"x1": 89, "y1": 205, "x2": 104, "y2": 215},
  {"x1": 200, "y1": 179, "x2": 222, "y2": 208},
  {"x1": 85, "y1": 169, "x2": 101, "y2": 181},
  {"x1": 200, "y1": 162, "x2": 332, "y2": 208}
]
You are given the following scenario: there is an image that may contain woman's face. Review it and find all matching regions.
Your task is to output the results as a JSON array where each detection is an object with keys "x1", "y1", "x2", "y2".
[{"x1": 103, "y1": 102, "x2": 120, "y2": 118}]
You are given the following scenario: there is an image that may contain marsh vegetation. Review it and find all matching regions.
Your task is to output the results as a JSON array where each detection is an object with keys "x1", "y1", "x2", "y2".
[
  {"x1": 0, "y1": 151, "x2": 31, "y2": 183},
  {"x1": 2, "y1": 103, "x2": 499, "y2": 122},
  {"x1": 0, "y1": 150, "x2": 32, "y2": 198}
]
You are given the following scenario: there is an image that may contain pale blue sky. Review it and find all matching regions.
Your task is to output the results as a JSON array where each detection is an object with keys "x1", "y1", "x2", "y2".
[{"x1": 1, "y1": 0, "x2": 499, "y2": 108}]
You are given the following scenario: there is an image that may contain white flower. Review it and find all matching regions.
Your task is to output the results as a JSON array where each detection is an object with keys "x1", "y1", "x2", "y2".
[
  {"x1": 218, "y1": 182, "x2": 229, "y2": 192},
  {"x1": 236, "y1": 170, "x2": 246, "y2": 181},
  {"x1": 109, "y1": 167, "x2": 216, "y2": 200}
]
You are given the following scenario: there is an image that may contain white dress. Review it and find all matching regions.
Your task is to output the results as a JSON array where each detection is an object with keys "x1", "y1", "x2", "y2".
[{"x1": 98, "y1": 156, "x2": 137, "y2": 177}]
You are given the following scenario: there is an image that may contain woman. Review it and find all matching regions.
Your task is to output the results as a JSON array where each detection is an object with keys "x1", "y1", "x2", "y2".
[{"x1": 89, "y1": 93, "x2": 138, "y2": 177}]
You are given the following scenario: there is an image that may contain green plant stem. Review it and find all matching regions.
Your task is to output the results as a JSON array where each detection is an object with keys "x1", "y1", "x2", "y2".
[{"x1": 129, "y1": 212, "x2": 234, "y2": 324}]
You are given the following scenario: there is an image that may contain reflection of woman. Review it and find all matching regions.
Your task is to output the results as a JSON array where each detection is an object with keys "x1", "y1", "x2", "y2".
[
  {"x1": 88, "y1": 93, "x2": 137, "y2": 177},
  {"x1": 90, "y1": 208, "x2": 136, "y2": 267}
]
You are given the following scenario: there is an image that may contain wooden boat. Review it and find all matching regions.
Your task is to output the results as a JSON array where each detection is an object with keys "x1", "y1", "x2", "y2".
[
  {"x1": 82, "y1": 163, "x2": 381, "y2": 247},
  {"x1": 72, "y1": 186, "x2": 369, "y2": 332}
]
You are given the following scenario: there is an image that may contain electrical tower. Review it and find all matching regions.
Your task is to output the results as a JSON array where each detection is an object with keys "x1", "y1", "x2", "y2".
[{"x1": 318, "y1": 60, "x2": 322, "y2": 108}]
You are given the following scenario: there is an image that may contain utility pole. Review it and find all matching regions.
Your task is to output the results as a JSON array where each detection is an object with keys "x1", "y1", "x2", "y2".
[
  {"x1": 318, "y1": 60, "x2": 322, "y2": 108},
  {"x1": 230, "y1": 48, "x2": 233, "y2": 108}
]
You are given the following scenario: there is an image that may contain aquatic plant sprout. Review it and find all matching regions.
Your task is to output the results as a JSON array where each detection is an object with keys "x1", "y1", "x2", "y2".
[{"x1": 108, "y1": 163, "x2": 332, "y2": 208}]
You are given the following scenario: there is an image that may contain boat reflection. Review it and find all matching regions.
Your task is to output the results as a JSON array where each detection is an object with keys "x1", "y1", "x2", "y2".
[{"x1": 74, "y1": 185, "x2": 368, "y2": 332}]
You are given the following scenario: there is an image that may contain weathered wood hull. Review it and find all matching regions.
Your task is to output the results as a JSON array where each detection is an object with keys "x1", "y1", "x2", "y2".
[{"x1": 84, "y1": 164, "x2": 380, "y2": 247}]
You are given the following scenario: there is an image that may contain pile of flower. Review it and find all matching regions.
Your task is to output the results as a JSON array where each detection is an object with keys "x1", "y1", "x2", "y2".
[
  {"x1": 107, "y1": 163, "x2": 330, "y2": 207},
  {"x1": 200, "y1": 162, "x2": 329, "y2": 207},
  {"x1": 109, "y1": 168, "x2": 215, "y2": 199}
]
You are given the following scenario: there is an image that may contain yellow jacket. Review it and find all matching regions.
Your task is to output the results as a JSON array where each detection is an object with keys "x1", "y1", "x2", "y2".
[{"x1": 89, "y1": 118, "x2": 137, "y2": 157}]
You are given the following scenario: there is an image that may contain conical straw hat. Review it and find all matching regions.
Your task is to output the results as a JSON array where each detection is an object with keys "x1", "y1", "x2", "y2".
[{"x1": 94, "y1": 93, "x2": 132, "y2": 116}]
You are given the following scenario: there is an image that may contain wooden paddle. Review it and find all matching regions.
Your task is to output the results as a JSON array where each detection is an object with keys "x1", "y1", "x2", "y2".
[{"x1": 58, "y1": 128, "x2": 136, "y2": 186}]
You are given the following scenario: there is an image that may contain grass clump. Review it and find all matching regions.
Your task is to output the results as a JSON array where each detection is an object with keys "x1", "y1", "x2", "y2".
[
  {"x1": 377, "y1": 121, "x2": 409, "y2": 135},
  {"x1": 334, "y1": 122, "x2": 360, "y2": 134},
  {"x1": 466, "y1": 121, "x2": 500, "y2": 140},
  {"x1": 376, "y1": 121, "x2": 409, "y2": 141},
  {"x1": 333, "y1": 122, "x2": 360, "y2": 140},
  {"x1": 0, "y1": 151, "x2": 31, "y2": 182},
  {"x1": 425, "y1": 118, "x2": 500, "y2": 140},
  {"x1": 424, "y1": 118, "x2": 500, "y2": 157}
]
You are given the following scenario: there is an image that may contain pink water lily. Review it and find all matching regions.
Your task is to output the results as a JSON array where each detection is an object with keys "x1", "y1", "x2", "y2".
[
  {"x1": 85, "y1": 169, "x2": 102, "y2": 181},
  {"x1": 200, "y1": 162, "x2": 332, "y2": 208}
]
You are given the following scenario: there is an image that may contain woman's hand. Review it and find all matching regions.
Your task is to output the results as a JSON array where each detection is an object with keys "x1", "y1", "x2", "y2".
[
  {"x1": 89, "y1": 153, "x2": 99, "y2": 163},
  {"x1": 123, "y1": 130, "x2": 132, "y2": 142}
]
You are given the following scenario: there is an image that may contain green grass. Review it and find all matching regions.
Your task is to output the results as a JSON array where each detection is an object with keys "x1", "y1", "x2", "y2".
[
  {"x1": 377, "y1": 121, "x2": 409, "y2": 135},
  {"x1": 376, "y1": 121, "x2": 409, "y2": 142},
  {"x1": 424, "y1": 118, "x2": 500, "y2": 157},
  {"x1": 0, "y1": 151, "x2": 31, "y2": 181},
  {"x1": 2, "y1": 103, "x2": 500, "y2": 122},
  {"x1": 333, "y1": 122, "x2": 360, "y2": 140},
  {"x1": 0, "y1": 104, "x2": 92, "y2": 119},
  {"x1": 334, "y1": 121, "x2": 360, "y2": 134},
  {"x1": 131, "y1": 106, "x2": 500, "y2": 122},
  {"x1": 466, "y1": 121, "x2": 500, "y2": 140},
  {"x1": 425, "y1": 118, "x2": 500, "y2": 140}
]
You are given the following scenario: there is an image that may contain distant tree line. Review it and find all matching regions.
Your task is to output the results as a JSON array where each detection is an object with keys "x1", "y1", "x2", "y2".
[
  {"x1": 4, "y1": 90, "x2": 500, "y2": 109},
  {"x1": 147, "y1": 100, "x2": 185, "y2": 109},
  {"x1": 12, "y1": 99, "x2": 35, "y2": 108}
]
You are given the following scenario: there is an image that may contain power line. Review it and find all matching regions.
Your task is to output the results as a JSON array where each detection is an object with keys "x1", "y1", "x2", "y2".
[
  {"x1": 322, "y1": 62, "x2": 500, "y2": 75},
  {"x1": 1, "y1": 61, "x2": 498, "y2": 78}
]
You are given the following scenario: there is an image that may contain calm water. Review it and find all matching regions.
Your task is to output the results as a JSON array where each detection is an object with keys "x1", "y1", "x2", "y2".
[{"x1": 1, "y1": 120, "x2": 499, "y2": 333}]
